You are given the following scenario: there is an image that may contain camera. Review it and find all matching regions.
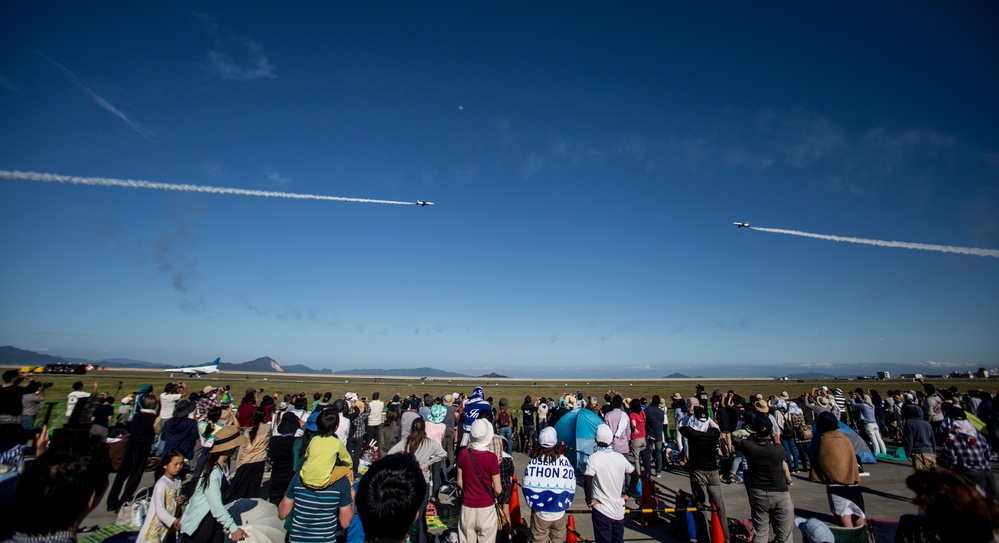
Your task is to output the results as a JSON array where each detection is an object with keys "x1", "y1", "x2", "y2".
[{"x1": 40, "y1": 382, "x2": 54, "y2": 389}]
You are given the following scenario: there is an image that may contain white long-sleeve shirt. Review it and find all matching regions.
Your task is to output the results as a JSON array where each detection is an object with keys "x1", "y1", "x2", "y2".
[{"x1": 137, "y1": 475, "x2": 181, "y2": 543}]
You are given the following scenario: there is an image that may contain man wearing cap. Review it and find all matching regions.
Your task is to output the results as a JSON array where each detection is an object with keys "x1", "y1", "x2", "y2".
[
  {"x1": 738, "y1": 414, "x2": 794, "y2": 543},
  {"x1": 196, "y1": 385, "x2": 220, "y2": 419},
  {"x1": 679, "y1": 406, "x2": 730, "y2": 543},
  {"x1": 585, "y1": 424, "x2": 638, "y2": 543}
]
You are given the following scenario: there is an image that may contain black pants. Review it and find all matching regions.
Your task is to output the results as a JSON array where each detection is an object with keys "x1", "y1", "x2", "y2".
[
  {"x1": 180, "y1": 512, "x2": 224, "y2": 543},
  {"x1": 107, "y1": 440, "x2": 151, "y2": 510}
]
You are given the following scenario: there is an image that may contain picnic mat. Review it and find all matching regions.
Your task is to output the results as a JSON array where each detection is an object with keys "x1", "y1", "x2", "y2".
[{"x1": 79, "y1": 524, "x2": 135, "y2": 543}]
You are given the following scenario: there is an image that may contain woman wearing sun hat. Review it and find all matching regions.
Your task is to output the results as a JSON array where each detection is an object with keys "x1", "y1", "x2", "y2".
[
  {"x1": 426, "y1": 403, "x2": 448, "y2": 502},
  {"x1": 456, "y1": 418, "x2": 502, "y2": 543},
  {"x1": 180, "y1": 425, "x2": 249, "y2": 543}
]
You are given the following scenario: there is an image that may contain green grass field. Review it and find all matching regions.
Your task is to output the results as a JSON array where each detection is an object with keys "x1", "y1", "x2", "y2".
[{"x1": 9, "y1": 366, "x2": 984, "y2": 431}]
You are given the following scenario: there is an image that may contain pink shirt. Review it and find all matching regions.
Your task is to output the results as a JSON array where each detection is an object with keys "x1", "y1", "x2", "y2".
[{"x1": 425, "y1": 421, "x2": 445, "y2": 446}]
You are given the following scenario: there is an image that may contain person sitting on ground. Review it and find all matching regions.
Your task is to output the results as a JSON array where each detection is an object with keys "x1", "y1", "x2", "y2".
[
  {"x1": 2, "y1": 433, "x2": 110, "y2": 543},
  {"x1": 896, "y1": 467, "x2": 999, "y2": 543},
  {"x1": 356, "y1": 454, "x2": 427, "y2": 543}
]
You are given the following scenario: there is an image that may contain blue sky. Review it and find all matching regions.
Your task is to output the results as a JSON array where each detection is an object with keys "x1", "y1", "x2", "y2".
[{"x1": 1, "y1": 2, "x2": 997, "y2": 378}]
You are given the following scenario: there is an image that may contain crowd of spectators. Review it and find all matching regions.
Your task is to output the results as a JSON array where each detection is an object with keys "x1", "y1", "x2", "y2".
[{"x1": 2, "y1": 373, "x2": 999, "y2": 543}]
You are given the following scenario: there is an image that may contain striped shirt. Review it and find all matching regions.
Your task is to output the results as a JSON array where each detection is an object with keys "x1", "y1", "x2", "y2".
[{"x1": 285, "y1": 472, "x2": 353, "y2": 543}]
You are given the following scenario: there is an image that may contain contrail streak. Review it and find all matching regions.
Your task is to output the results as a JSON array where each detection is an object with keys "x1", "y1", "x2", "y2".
[
  {"x1": 750, "y1": 226, "x2": 999, "y2": 258},
  {"x1": 0, "y1": 170, "x2": 417, "y2": 205}
]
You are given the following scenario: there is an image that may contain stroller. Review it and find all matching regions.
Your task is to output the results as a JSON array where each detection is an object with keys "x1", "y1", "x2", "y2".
[{"x1": 357, "y1": 439, "x2": 378, "y2": 474}]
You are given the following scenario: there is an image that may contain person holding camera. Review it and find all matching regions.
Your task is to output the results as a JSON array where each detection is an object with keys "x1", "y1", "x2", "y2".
[
  {"x1": 850, "y1": 388, "x2": 886, "y2": 456},
  {"x1": 21, "y1": 381, "x2": 50, "y2": 430},
  {"x1": 160, "y1": 381, "x2": 188, "y2": 420},
  {"x1": 0, "y1": 370, "x2": 42, "y2": 426}
]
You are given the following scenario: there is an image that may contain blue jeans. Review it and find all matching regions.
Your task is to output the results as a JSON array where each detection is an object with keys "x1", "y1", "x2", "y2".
[
  {"x1": 781, "y1": 436, "x2": 800, "y2": 470},
  {"x1": 591, "y1": 509, "x2": 624, "y2": 543},
  {"x1": 21, "y1": 415, "x2": 36, "y2": 430},
  {"x1": 498, "y1": 426, "x2": 513, "y2": 455}
]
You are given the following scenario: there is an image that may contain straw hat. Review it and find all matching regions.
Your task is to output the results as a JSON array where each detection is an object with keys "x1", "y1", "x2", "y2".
[
  {"x1": 753, "y1": 400, "x2": 770, "y2": 414},
  {"x1": 209, "y1": 425, "x2": 247, "y2": 453}
]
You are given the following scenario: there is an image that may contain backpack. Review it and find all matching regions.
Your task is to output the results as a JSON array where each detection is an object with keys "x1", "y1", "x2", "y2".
[
  {"x1": 498, "y1": 409, "x2": 512, "y2": 428},
  {"x1": 780, "y1": 411, "x2": 794, "y2": 436}
]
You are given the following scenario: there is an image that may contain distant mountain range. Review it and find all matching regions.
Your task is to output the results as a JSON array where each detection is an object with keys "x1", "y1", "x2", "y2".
[
  {"x1": 333, "y1": 367, "x2": 470, "y2": 378},
  {"x1": 2, "y1": 345, "x2": 992, "y2": 379},
  {"x1": 0, "y1": 347, "x2": 464, "y2": 377},
  {"x1": 0, "y1": 346, "x2": 66, "y2": 366}
]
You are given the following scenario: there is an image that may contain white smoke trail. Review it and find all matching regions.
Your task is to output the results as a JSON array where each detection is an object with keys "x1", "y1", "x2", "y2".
[
  {"x1": 750, "y1": 226, "x2": 999, "y2": 258},
  {"x1": 0, "y1": 170, "x2": 417, "y2": 205}
]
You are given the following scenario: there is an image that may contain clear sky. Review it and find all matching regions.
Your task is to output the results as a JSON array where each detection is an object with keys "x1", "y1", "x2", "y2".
[{"x1": 1, "y1": 2, "x2": 997, "y2": 378}]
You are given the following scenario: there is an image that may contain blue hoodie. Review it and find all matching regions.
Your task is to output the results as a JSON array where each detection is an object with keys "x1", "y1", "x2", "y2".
[{"x1": 462, "y1": 386, "x2": 493, "y2": 433}]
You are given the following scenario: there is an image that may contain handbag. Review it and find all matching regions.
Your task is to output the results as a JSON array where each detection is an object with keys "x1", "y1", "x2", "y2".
[
  {"x1": 115, "y1": 487, "x2": 150, "y2": 527},
  {"x1": 466, "y1": 449, "x2": 508, "y2": 531}
]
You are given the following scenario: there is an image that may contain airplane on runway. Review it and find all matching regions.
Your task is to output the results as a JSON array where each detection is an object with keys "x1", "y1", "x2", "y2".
[
  {"x1": 734, "y1": 222, "x2": 750, "y2": 228},
  {"x1": 417, "y1": 200, "x2": 434, "y2": 206},
  {"x1": 164, "y1": 357, "x2": 221, "y2": 376}
]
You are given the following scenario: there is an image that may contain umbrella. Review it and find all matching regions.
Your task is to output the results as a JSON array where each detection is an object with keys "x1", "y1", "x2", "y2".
[{"x1": 226, "y1": 498, "x2": 286, "y2": 543}]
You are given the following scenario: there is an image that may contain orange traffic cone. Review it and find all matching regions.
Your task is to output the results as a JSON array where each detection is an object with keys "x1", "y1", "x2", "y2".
[
  {"x1": 709, "y1": 501, "x2": 725, "y2": 543},
  {"x1": 509, "y1": 477, "x2": 525, "y2": 527},
  {"x1": 640, "y1": 475, "x2": 658, "y2": 523},
  {"x1": 566, "y1": 514, "x2": 577, "y2": 543}
]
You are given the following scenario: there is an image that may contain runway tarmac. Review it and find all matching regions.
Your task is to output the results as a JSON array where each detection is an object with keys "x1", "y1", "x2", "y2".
[{"x1": 82, "y1": 445, "x2": 922, "y2": 543}]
